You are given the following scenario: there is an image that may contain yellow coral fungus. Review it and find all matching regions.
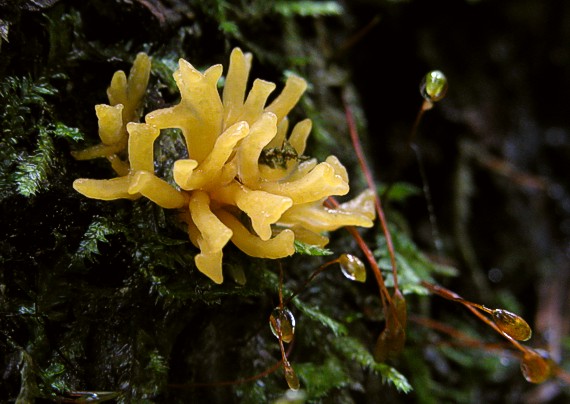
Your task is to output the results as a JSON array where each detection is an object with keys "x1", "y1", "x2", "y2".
[
  {"x1": 72, "y1": 48, "x2": 376, "y2": 283},
  {"x1": 71, "y1": 53, "x2": 151, "y2": 164}
]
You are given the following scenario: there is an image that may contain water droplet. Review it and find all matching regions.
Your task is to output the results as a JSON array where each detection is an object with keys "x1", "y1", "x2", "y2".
[
  {"x1": 520, "y1": 349, "x2": 551, "y2": 383},
  {"x1": 269, "y1": 307, "x2": 296, "y2": 343},
  {"x1": 420, "y1": 70, "x2": 448, "y2": 102},
  {"x1": 338, "y1": 253, "x2": 366, "y2": 282},
  {"x1": 284, "y1": 362, "x2": 300, "y2": 391},
  {"x1": 492, "y1": 309, "x2": 532, "y2": 341}
]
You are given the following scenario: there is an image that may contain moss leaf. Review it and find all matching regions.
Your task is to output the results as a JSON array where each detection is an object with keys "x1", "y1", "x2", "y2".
[
  {"x1": 73, "y1": 217, "x2": 118, "y2": 263},
  {"x1": 13, "y1": 127, "x2": 56, "y2": 197},
  {"x1": 292, "y1": 298, "x2": 348, "y2": 337},
  {"x1": 295, "y1": 358, "x2": 350, "y2": 399},
  {"x1": 274, "y1": 1, "x2": 343, "y2": 17},
  {"x1": 294, "y1": 240, "x2": 333, "y2": 256},
  {"x1": 333, "y1": 335, "x2": 412, "y2": 393}
]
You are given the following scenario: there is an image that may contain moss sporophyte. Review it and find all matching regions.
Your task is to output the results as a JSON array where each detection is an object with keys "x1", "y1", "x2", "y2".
[{"x1": 72, "y1": 48, "x2": 376, "y2": 284}]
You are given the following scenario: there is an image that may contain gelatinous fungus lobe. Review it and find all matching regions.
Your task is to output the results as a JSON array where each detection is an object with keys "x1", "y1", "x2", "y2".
[{"x1": 73, "y1": 48, "x2": 376, "y2": 283}]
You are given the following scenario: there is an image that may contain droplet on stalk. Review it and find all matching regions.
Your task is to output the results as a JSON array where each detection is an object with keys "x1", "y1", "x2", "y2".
[
  {"x1": 420, "y1": 70, "x2": 448, "y2": 102},
  {"x1": 284, "y1": 361, "x2": 300, "y2": 390},
  {"x1": 338, "y1": 253, "x2": 366, "y2": 282},
  {"x1": 520, "y1": 349, "x2": 552, "y2": 384},
  {"x1": 269, "y1": 307, "x2": 296, "y2": 343},
  {"x1": 492, "y1": 309, "x2": 532, "y2": 341}
]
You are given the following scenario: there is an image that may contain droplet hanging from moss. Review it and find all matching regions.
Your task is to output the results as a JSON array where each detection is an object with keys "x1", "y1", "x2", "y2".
[
  {"x1": 492, "y1": 309, "x2": 532, "y2": 341},
  {"x1": 338, "y1": 253, "x2": 366, "y2": 282},
  {"x1": 420, "y1": 70, "x2": 448, "y2": 102},
  {"x1": 520, "y1": 350, "x2": 552, "y2": 384},
  {"x1": 269, "y1": 307, "x2": 296, "y2": 343},
  {"x1": 284, "y1": 362, "x2": 300, "y2": 391}
]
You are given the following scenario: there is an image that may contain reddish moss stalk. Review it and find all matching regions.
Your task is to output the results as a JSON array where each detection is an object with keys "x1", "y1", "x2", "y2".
[{"x1": 341, "y1": 91, "x2": 400, "y2": 293}]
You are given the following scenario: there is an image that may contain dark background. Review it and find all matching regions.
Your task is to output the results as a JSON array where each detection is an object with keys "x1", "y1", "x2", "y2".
[{"x1": 1, "y1": 0, "x2": 569, "y2": 402}]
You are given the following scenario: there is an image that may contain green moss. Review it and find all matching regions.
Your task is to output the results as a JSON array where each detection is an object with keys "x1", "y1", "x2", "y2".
[
  {"x1": 273, "y1": 1, "x2": 343, "y2": 18},
  {"x1": 293, "y1": 240, "x2": 334, "y2": 256}
]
